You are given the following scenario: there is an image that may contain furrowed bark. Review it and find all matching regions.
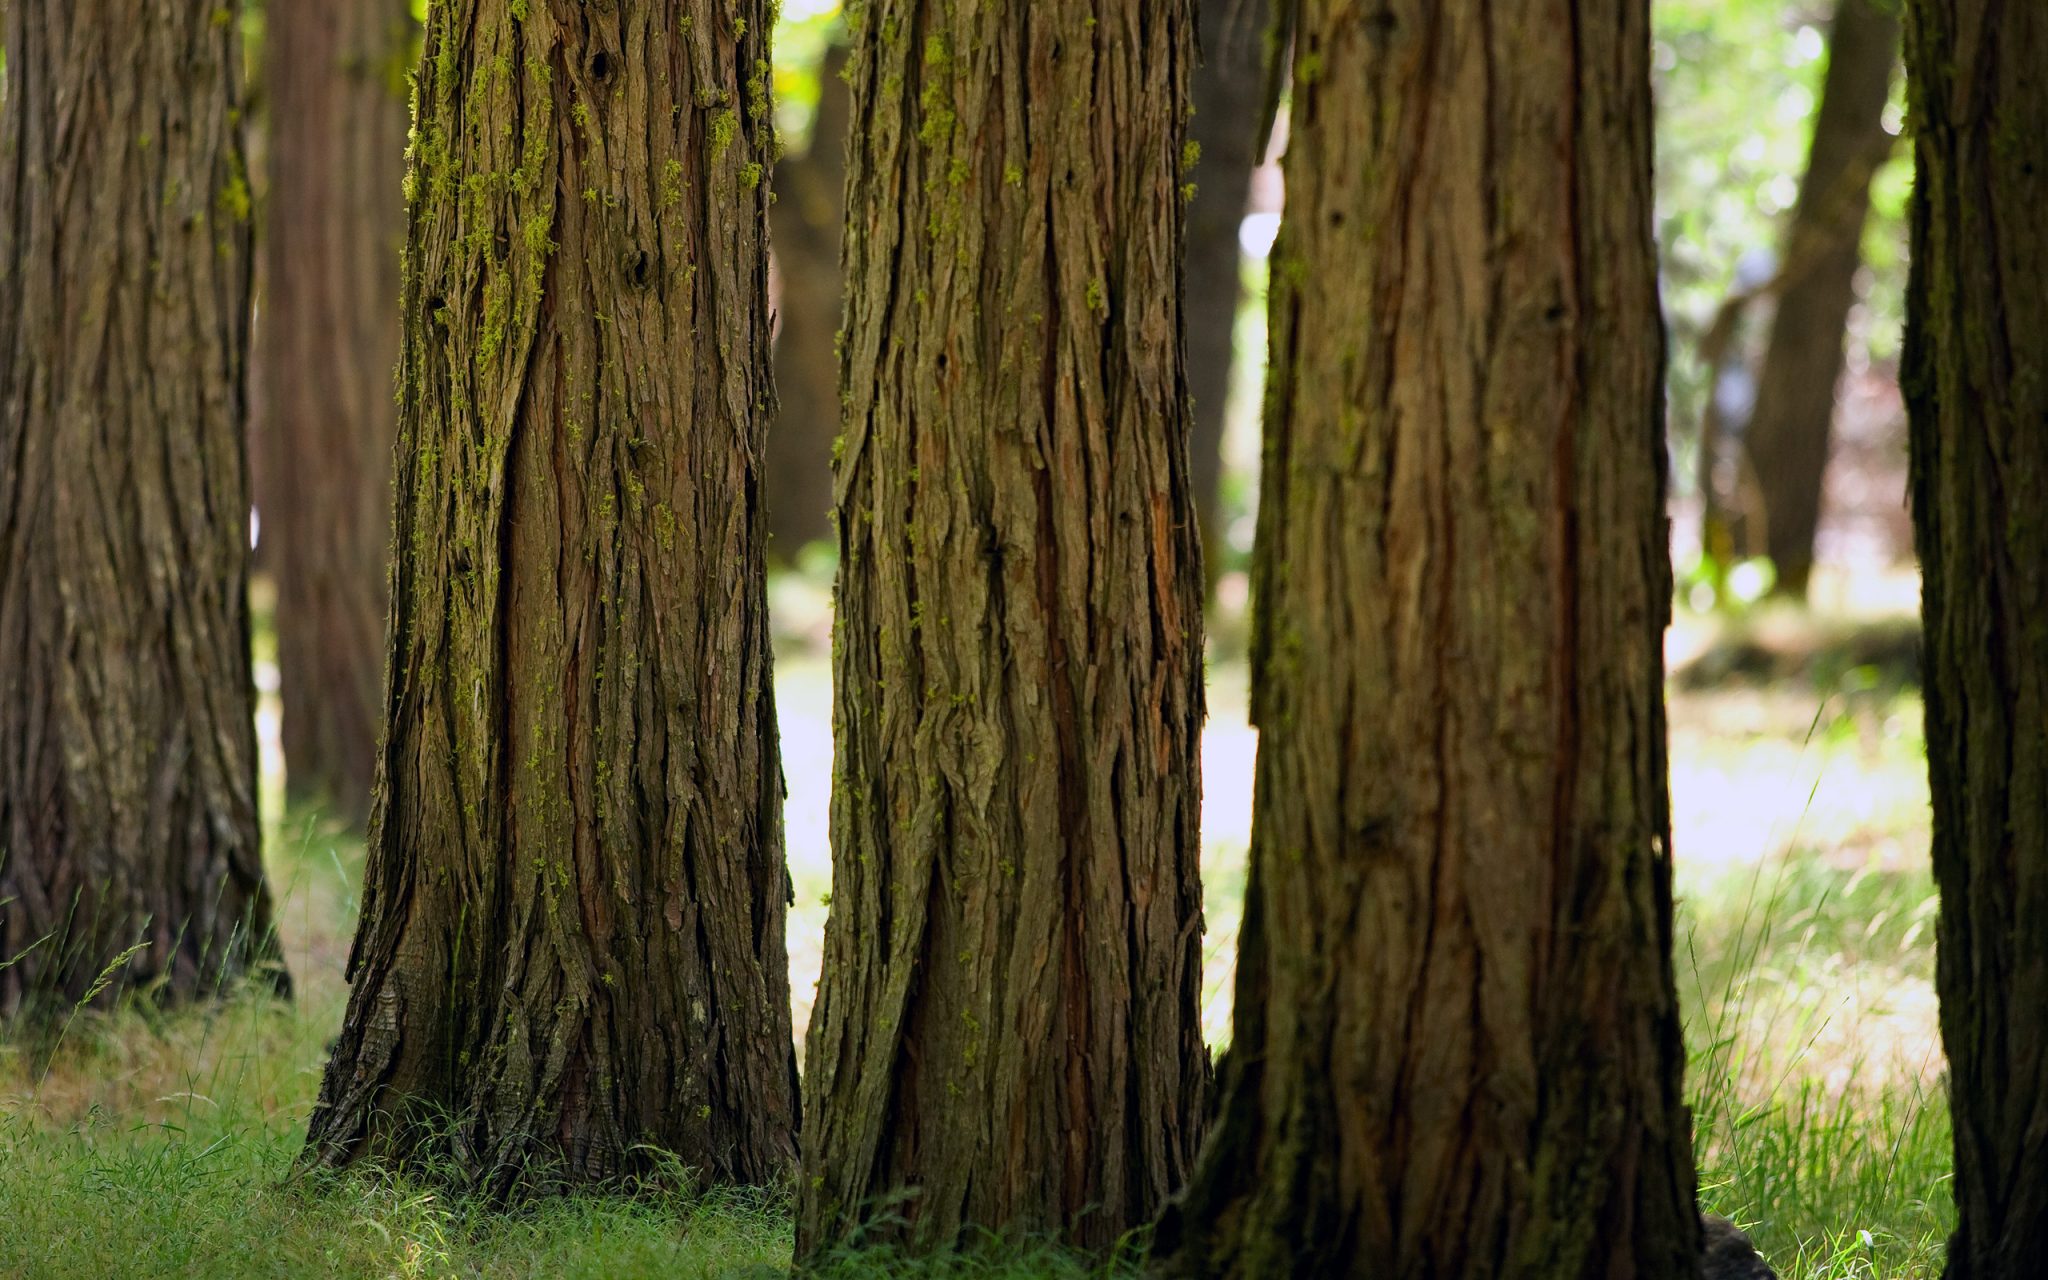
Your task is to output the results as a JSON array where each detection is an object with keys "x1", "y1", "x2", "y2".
[
  {"x1": 799, "y1": 0, "x2": 1208, "y2": 1256},
  {"x1": 0, "y1": 0, "x2": 287, "y2": 1018},
  {"x1": 304, "y1": 0, "x2": 798, "y2": 1191},
  {"x1": 1154, "y1": 2, "x2": 1698, "y2": 1275},
  {"x1": 1904, "y1": 3, "x2": 2048, "y2": 1277}
]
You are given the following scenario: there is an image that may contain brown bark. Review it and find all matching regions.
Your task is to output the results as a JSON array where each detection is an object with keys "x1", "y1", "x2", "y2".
[
  {"x1": 1184, "y1": 0, "x2": 1270, "y2": 578},
  {"x1": 0, "y1": 1, "x2": 288, "y2": 1018},
  {"x1": 303, "y1": 0, "x2": 798, "y2": 1192},
  {"x1": 798, "y1": 0, "x2": 1207, "y2": 1257},
  {"x1": 256, "y1": 0, "x2": 413, "y2": 826},
  {"x1": 1153, "y1": 3, "x2": 1698, "y2": 1276},
  {"x1": 1904, "y1": 3, "x2": 2048, "y2": 1277},
  {"x1": 766, "y1": 39, "x2": 849, "y2": 560},
  {"x1": 1742, "y1": 0, "x2": 1900, "y2": 599}
]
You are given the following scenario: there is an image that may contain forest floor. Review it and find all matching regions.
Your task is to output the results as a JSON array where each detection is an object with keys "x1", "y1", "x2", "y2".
[{"x1": 0, "y1": 588, "x2": 1948, "y2": 1279}]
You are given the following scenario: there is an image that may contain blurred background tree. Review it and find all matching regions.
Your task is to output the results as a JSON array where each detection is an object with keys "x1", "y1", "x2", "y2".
[{"x1": 1657, "y1": 0, "x2": 1911, "y2": 612}]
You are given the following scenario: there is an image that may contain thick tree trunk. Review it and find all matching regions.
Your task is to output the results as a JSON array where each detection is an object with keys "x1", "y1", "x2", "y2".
[
  {"x1": 1904, "y1": 4, "x2": 2048, "y2": 1277},
  {"x1": 766, "y1": 39, "x2": 849, "y2": 560},
  {"x1": 1184, "y1": 0, "x2": 1270, "y2": 579},
  {"x1": 1153, "y1": 3, "x2": 1698, "y2": 1276},
  {"x1": 304, "y1": 0, "x2": 798, "y2": 1191},
  {"x1": 256, "y1": 0, "x2": 412, "y2": 826},
  {"x1": 0, "y1": 2, "x2": 287, "y2": 1018},
  {"x1": 798, "y1": 0, "x2": 1208, "y2": 1257},
  {"x1": 1742, "y1": 0, "x2": 1899, "y2": 599}
]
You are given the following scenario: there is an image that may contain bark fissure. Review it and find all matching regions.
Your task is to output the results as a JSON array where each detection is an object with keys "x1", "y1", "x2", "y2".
[
  {"x1": 1904, "y1": 3, "x2": 2048, "y2": 1275},
  {"x1": 800, "y1": 0, "x2": 1207, "y2": 1256},
  {"x1": 1153, "y1": 2, "x2": 1698, "y2": 1274},
  {"x1": 1, "y1": 0, "x2": 288, "y2": 1018},
  {"x1": 305, "y1": 0, "x2": 797, "y2": 1190}
]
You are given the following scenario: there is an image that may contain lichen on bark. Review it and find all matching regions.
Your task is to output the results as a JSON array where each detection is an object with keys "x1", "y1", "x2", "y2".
[
  {"x1": 798, "y1": 0, "x2": 1209, "y2": 1257},
  {"x1": 304, "y1": 0, "x2": 798, "y2": 1190}
]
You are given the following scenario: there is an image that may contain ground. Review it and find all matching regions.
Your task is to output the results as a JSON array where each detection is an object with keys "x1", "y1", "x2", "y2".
[{"x1": 0, "y1": 583, "x2": 1949, "y2": 1279}]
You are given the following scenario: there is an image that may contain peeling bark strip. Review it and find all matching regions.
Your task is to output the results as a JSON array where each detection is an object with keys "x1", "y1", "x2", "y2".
[
  {"x1": 1904, "y1": 4, "x2": 2048, "y2": 1277},
  {"x1": 799, "y1": 0, "x2": 1208, "y2": 1257},
  {"x1": 257, "y1": 0, "x2": 414, "y2": 826},
  {"x1": 1154, "y1": 2, "x2": 1698, "y2": 1276},
  {"x1": 304, "y1": 0, "x2": 798, "y2": 1190},
  {"x1": 0, "y1": 2, "x2": 287, "y2": 1017}
]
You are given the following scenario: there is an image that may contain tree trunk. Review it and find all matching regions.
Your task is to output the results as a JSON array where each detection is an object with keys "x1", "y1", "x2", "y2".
[
  {"x1": 766, "y1": 39, "x2": 850, "y2": 561},
  {"x1": 1904, "y1": 4, "x2": 2048, "y2": 1277},
  {"x1": 303, "y1": 0, "x2": 798, "y2": 1192},
  {"x1": 256, "y1": 0, "x2": 413, "y2": 826},
  {"x1": 1742, "y1": 0, "x2": 1899, "y2": 600},
  {"x1": 798, "y1": 0, "x2": 1208, "y2": 1257},
  {"x1": 1152, "y1": 3, "x2": 1698, "y2": 1276},
  {"x1": 1184, "y1": 0, "x2": 1270, "y2": 581},
  {"x1": 0, "y1": 1, "x2": 288, "y2": 1019}
]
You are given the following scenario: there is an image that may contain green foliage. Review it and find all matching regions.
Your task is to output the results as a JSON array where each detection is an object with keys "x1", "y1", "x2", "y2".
[
  {"x1": 1677, "y1": 669, "x2": 1949, "y2": 1278},
  {"x1": 773, "y1": 2, "x2": 846, "y2": 151},
  {"x1": 1685, "y1": 852, "x2": 1951, "y2": 1279}
]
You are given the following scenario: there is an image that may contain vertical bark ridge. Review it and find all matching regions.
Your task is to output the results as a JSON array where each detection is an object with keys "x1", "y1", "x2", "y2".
[
  {"x1": 304, "y1": 0, "x2": 797, "y2": 1191},
  {"x1": 1904, "y1": 3, "x2": 2048, "y2": 1277},
  {"x1": 799, "y1": 0, "x2": 1208, "y2": 1256},
  {"x1": 1154, "y1": 2, "x2": 1697, "y2": 1275},
  {"x1": 1, "y1": 0, "x2": 287, "y2": 1017}
]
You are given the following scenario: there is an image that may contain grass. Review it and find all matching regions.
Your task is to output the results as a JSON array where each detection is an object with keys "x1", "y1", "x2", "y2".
[{"x1": 0, "y1": 624, "x2": 1956, "y2": 1277}]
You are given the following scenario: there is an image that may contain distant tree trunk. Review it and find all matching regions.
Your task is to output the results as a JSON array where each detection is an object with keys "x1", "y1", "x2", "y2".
[
  {"x1": 1905, "y1": 3, "x2": 2048, "y2": 1277},
  {"x1": 1153, "y1": 3, "x2": 1698, "y2": 1276},
  {"x1": 304, "y1": 0, "x2": 798, "y2": 1192},
  {"x1": 0, "y1": 1, "x2": 288, "y2": 1018},
  {"x1": 766, "y1": 39, "x2": 850, "y2": 561},
  {"x1": 256, "y1": 0, "x2": 412, "y2": 826},
  {"x1": 1742, "y1": 0, "x2": 1899, "y2": 599},
  {"x1": 1184, "y1": 0, "x2": 1270, "y2": 581},
  {"x1": 798, "y1": 0, "x2": 1207, "y2": 1257}
]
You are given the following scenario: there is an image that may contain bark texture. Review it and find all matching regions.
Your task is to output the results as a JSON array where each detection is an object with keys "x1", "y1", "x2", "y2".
[
  {"x1": 0, "y1": 1, "x2": 287, "y2": 1018},
  {"x1": 1184, "y1": 0, "x2": 1270, "y2": 575},
  {"x1": 304, "y1": 0, "x2": 798, "y2": 1191},
  {"x1": 799, "y1": 0, "x2": 1207, "y2": 1256},
  {"x1": 1904, "y1": 2, "x2": 2048, "y2": 1276},
  {"x1": 1153, "y1": 3, "x2": 1698, "y2": 1276},
  {"x1": 1742, "y1": 0, "x2": 1899, "y2": 599},
  {"x1": 257, "y1": 0, "x2": 413, "y2": 825},
  {"x1": 766, "y1": 39, "x2": 850, "y2": 559}
]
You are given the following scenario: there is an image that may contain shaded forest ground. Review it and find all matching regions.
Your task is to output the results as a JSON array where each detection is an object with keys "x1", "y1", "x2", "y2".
[{"x1": 0, "y1": 578, "x2": 1948, "y2": 1279}]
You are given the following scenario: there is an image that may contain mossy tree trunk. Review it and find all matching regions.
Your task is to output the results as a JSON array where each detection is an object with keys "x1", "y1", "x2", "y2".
[
  {"x1": 1742, "y1": 0, "x2": 1899, "y2": 599},
  {"x1": 304, "y1": 0, "x2": 798, "y2": 1191},
  {"x1": 256, "y1": 0, "x2": 414, "y2": 826},
  {"x1": 0, "y1": 0, "x2": 288, "y2": 1018},
  {"x1": 798, "y1": 0, "x2": 1208, "y2": 1257},
  {"x1": 1904, "y1": 3, "x2": 2048, "y2": 1276},
  {"x1": 1153, "y1": 2, "x2": 1698, "y2": 1275},
  {"x1": 1184, "y1": 0, "x2": 1270, "y2": 583},
  {"x1": 766, "y1": 37, "x2": 850, "y2": 561}
]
